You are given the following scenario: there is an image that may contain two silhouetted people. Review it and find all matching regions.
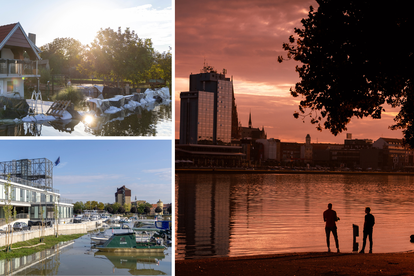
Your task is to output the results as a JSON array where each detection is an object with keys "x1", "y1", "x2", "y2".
[
  {"x1": 323, "y1": 203, "x2": 340, "y2": 253},
  {"x1": 360, "y1": 207, "x2": 375, "y2": 253}
]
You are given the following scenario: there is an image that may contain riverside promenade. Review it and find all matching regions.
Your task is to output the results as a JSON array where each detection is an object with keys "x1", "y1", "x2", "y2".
[
  {"x1": 0, "y1": 220, "x2": 101, "y2": 247},
  {"x1": 176, "y1": 252, "x2": 414, "y2": 276}
]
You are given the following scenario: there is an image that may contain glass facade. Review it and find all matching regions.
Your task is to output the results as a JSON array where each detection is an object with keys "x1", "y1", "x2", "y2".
[
  {"x1": 0, "y1": 181, "x2": 72, "y2": 220},
  {"x1": 197, "y1": 91, "x2": 214, "y2": 142},
  {"x1": 216, "y1": 80, "x2": 232, "y2": 144}
]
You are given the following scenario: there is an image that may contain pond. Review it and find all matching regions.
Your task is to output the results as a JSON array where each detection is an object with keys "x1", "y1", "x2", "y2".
[
  {"x1": 0, "y1": 103, "x2": 171, "y2": 137},
  {"x1": 1, "y1": 233, "x2": 172, "y2": 275}
]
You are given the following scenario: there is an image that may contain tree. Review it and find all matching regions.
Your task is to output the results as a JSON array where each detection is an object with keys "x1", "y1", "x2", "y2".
[
  {"x1": 155, "y1": 206, "x2": 162, "y2": 213},
  {"x1": 97, "y1": 202, "x2": 105, "y2": 210},
  {"x1": 112, "y1": 202, "x2": 120, "y2": 214},
  {"x1": 106, "y1": 206, "x2": 113, "y2": 214},
  {"x1": 118, "y1": 206, "x2": 125, "y2": 214},
  {"x1": 278, "y1": 1, "x2": 414, "y2": 147},
  {"x1": 137, "y1": 202, "x2": 152, "y2": 214},
  {"x1": 86, "y1": 27, "x2": 154, "y2": 86},
  {"x1": 144, "y1": 206, "x2": 151, "y2": 215},
  {"x1": 3, "y1": 175, "x2": 14, "y2": 252},
  {"x1": 40, "y1": 37, "x2": 84, "y2": 75},
  {"x1": 124, "y1": 203, "x2": 131, "y2": 213},
  {"x1": 131, "y1": 206, "x2": 137, "y2": 214},
  {"x1": 73, "y1": 201, "x2": 84, "y2": 212}
]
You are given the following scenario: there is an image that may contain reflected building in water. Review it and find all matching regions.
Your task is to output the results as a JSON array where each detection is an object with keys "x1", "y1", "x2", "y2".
[{"x1": 176, "y1": 174, "x2": 230, "y2": 259}]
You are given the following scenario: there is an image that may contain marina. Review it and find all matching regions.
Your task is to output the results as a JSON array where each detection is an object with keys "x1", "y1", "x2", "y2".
[{"x1": 0, "y1": 232, "x2": 171, "y2": 275}]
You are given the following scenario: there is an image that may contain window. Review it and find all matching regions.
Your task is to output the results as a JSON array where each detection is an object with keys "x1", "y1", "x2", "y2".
[{"x1": 7, "y1": 81, "x2": 13, "y2": 92}]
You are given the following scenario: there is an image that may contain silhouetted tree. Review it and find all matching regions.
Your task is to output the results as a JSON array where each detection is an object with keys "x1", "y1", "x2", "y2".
[
  {"x1": 118, "y1": 206, "x2": 125, "y2": 214},
  {"x1": 279, "y1": 0, "x2": 414, "y2": 146},
  {"x1": 155, "y1": 206, "x2": 162, "y2": 213},
  {"x1": 144, "y1": 206, "x2": 151, "y2": 214},
  {"x1": 106, "y1": 206, "x2": 113, "y2": 214}
]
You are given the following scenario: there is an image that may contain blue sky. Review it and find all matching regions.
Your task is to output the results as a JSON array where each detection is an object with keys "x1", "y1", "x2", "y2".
[
  {"x1": 1, "y1": 0, "x2": 172, "y2": 53},
  {"x1": 0, "y1": 140, "x2": 172, "y2": 205}
]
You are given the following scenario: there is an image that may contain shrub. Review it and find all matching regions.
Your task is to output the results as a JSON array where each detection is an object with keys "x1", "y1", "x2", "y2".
[{"x1": 52, "y1": 86, "x2": 84, "y2": 107}]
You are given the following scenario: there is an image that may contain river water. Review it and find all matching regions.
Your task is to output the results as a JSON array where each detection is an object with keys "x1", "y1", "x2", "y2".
[
  {"x1": 1, "y1": 233, "x2": 172, "y2": 275},
  {"x1": 0, "y1": 103, "x2": 171, "y2": 137},
  {"x1": 176, "y1": 173, "x2": 414, "y2": 260}
]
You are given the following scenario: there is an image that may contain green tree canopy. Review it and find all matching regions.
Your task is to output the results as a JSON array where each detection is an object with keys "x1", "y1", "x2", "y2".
[
  {"x1": 73, "y1": 201, "x2": 85, "y2": 213},
  {"x1": 97, "y1": 202, "x2": 105, "y2": 210},
  {"x1": 83, "y1": 27, "x2": 154, "y2": 86},
  {"x1": 279, "y1": 1, "x2": 414, "y2": 146},
  {"x1": 112, "y1": 202, "x2": 120, "y2": 214},
  {"x1": 118, "y1": 206, "x2": 125, "y2": 214},
  {"x1": 40, "y1": 37, "x2": 84, "y2": 75}
]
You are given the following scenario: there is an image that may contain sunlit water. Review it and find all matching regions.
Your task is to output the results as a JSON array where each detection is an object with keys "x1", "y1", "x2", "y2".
[
  {"x1": 0, "y1": 103, "x2": 171, "y2": 137},
  {"x1": 1, "y1": 233, "x2": 172, "y2": 275},
  {"x1": 176, "y1": 173, "x2": 414, "y2": 260}
]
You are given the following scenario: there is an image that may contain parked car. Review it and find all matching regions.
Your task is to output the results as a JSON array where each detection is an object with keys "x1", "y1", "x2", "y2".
[
  {"x1": 13, "y1": 222, "x2": 31, "y2": 231},
  {"x1": 28, "y1": 220, "x2": 52, "y2": 227}
]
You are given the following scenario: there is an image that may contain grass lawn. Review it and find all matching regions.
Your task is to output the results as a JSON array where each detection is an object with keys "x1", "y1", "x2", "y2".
[{"x1": 0, "y1": 233, "x2": 84, "y2": 260}]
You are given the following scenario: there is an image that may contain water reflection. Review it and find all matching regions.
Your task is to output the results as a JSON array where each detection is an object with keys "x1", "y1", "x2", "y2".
[
  {"x1": 176, "y1": 173, "x2": 414, "y2": 260},
  {"x1": 4, "y1": 234, "x2": 171, "y2": 275},
  {"x1": 94, "y1": 252, "x2": 167, "y2": 275},
  {"x1": 0, "y1": 103, "x2": 171, "y2": 137},
  {"x1": 1, "y1": 241, "x2": 73, "y2": 275}
]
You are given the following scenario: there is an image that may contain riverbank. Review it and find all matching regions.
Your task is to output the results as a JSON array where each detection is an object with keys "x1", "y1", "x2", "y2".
[
  {"x1": 176, "y1": 252, "x2": 414, "y2": 276},
  {"x1": 0, "y1": 233, "x2": 84, "y2": 260},
  {"x1": 176, "y1": 168, "x2": 414, "y2": 176}
]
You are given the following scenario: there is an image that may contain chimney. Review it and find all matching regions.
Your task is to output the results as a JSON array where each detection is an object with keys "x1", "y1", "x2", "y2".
[{"x1": 28, "y1": 33, "x2": 36, "y2": 45}]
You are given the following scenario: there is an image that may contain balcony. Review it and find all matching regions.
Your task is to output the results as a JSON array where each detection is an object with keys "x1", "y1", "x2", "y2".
[{"x1": 0, "y1": 59, "x2": 40, "y2": 77}]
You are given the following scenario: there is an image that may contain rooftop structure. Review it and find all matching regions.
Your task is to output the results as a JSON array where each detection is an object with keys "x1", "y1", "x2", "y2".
[{"x1": 0, "y1": 158, "x2": 54, "y2": 192}]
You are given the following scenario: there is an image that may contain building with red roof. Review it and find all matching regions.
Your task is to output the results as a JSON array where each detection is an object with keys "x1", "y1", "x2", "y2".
[{"x1": 0, "y1": 22, "x2": 41, "y2": 98}]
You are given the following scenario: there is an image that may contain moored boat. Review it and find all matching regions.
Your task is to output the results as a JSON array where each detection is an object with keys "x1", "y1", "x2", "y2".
[{"x1": 95, "y1": 232, "x2": 165, "y2": 253}]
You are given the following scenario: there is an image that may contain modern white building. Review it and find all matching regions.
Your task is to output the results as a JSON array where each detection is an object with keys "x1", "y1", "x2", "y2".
[{"x1": 0, "y1": 158, "x2": 73, "y2": 223}]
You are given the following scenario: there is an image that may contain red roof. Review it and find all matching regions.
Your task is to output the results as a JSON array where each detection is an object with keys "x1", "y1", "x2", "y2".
[
  {"x1": 0, "y1": 22, "x2": 41, "y2": 60},
  {"x1": 0, "y1": 23, "x2": 18, "y2": 45}
]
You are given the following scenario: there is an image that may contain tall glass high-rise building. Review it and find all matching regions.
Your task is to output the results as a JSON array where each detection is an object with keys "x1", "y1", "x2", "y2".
[{"x1": 180, "y1": 66, "x2": 233, "y2": 145}]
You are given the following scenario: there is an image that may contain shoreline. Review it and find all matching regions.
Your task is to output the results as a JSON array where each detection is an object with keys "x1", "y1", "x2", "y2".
[
  {"x1": 176, "y1": 168, "x2": 414, "y2": 176},
  {"x1": 176, "y1": 252, "x2": 414, "y2": 275}
]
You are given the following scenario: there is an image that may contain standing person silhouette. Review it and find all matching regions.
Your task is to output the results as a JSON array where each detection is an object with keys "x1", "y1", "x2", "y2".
[
  {"x1": 360, "y1": 207, "x2": 375, "y2": 253},
  {"x1": 323, "y1": 203, "x2": 340, "y2": 253}
]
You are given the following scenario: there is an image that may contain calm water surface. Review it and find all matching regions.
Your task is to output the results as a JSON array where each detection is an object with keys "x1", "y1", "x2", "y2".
[
  {"x1": 176, "y1": 173, "x2": 414, "y2": 260},
  {"x1": 1, "y1": 233, "x2": 171, "y2": 275},
  {"x1": 0, "y1": 103, "x2": 171, "y2": 137}
]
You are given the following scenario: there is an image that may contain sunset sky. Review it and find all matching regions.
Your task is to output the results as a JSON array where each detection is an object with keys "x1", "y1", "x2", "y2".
[{"x1": 175, "y1": 0, "x2": 403, "y2": 144}]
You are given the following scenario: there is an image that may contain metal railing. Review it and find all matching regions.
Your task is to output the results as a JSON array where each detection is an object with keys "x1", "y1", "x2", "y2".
[
  {"x1": 0, "y1": 174, "x2": 59, "y2": 193},
  {"x1": 59, "y1": 198, "x2": 73, "y2": 204},
  {"x1": 0, "y1": 59, "x2": 38, "y2": 76}
]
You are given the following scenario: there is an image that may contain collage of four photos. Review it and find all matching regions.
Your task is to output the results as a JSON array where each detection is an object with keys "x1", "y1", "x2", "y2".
[{"x1": 2, "y1": 0, "x2": 414, "y2": 275}]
